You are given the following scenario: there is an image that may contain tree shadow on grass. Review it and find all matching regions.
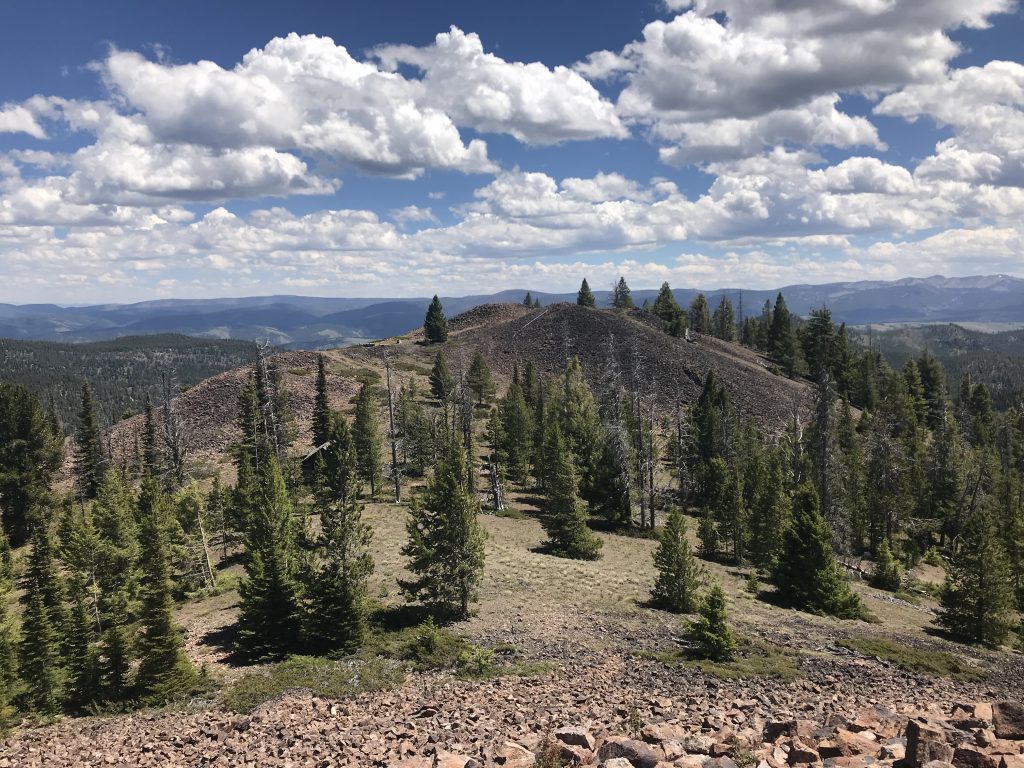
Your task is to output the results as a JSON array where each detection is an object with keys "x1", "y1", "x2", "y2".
[
  {"x1": 369, "y1": 602, "x2": 437, "y2": 632},
  {"x1": 199, "y1": 622, "x2": 247, "y2": 667}
]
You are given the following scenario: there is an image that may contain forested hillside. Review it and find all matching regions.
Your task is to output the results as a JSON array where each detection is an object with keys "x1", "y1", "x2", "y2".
[
  {"x1": 2, "y1": 281, "x2": 1024, "y2": 763},
  {"x1": 0, "y1": 334, "x2": 259, "y2": 431},
  {"x1": 862, "y1": 324, "x2": 1024, "y2": 411}
]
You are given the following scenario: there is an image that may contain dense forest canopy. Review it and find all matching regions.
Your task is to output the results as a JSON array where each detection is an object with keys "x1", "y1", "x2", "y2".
[{"x1": 0, "y1": 334, "x2": 260, "y2": 432}]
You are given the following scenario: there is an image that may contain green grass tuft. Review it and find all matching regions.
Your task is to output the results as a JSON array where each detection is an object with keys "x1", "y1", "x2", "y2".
[
  {"x1": 223, "y1": 655, "x2": 405, "y2": 713},
  {"x1": 637, "y1": 635, "x2": 801, "y2": 681},
  {"x1": 837, "y1": 636, "x2": 984, "y2": 681}
]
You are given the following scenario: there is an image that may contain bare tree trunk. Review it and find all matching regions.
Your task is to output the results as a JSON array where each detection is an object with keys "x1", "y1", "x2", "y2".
[
  {"x1": 195, "y1": 503, "x2": 216, "y2": 588},
  {"x1": 489, "y1": 453, "x2": 505, "y2": 512},
  {"x1": 648, "y1": 397, "x2": 656, "y2": 529},
  {"x1": 161, "y1": 371, "x2": 188, "y2": 490},
  {"x1": 382, "y1": 349, "x2": 402, "y2": 503}
]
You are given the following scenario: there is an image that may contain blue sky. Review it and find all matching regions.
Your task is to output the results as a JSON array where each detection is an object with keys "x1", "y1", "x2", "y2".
[{"x1": 1, "y1": 0, "x2": 1023, "y2": 303}]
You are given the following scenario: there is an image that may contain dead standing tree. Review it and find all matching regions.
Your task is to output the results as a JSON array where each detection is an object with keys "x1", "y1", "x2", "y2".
[
  {"x1": 381, "y1": 348, "x2": 402, "y2": 503},
  {"x1": 597, "y1": 333, "x2": 633, "y2": 527}
]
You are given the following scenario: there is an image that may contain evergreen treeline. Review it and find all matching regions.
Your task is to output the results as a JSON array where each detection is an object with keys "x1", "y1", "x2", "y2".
[{"x1": 0, "y1": 334, "x2": 259, "y2": 434}]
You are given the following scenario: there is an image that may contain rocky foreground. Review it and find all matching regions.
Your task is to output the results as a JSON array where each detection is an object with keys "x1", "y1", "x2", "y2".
[{"x1": 3, "y1": 644, "x2": 1024, "y2": 768}]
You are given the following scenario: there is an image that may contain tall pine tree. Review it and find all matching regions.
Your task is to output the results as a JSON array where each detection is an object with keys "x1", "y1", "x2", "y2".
[
  {"x1": 74, "y1": 381, "x2": 106, "y2": 500},
  {"x1": 577, "y1": 278, "x2": 597, "y2": 308},
  {"x1": 612, "y1": 277, "x2": 634, "y2": 309},
  {"x1": 938, "y1": 505, "x2": 1016, "y2": 646},
  {"x1": 237, "y1": 452, "x2": 302, "y2": 660},
  {"x1": 135, "y1": 479, "x2": 197, "y2": 701},
  {"x1": 401, "y1": 439, "x2": 486, "y2": 618},
  {"x1": 304, "y1": 481, "x2": 374, "y2": 654},
  {"x1": 540, "y1": 424, "x2": 602, "y2": 560},
  {"x1": 353, "y1": 382, "x2": 383, "y2": 499},
  {"x1": 652, "y1": 508, "x2": 703, "y2": 612},
  {"x1": 424, "y1": 295, "x2": 449, "y2": 343},
  {"x1": 773, "y1": 483, "x2": 862, "y2": 618}
]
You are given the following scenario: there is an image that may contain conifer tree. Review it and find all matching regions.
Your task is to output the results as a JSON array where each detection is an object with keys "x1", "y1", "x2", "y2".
[
  {"x1": 466, "y1": 353, "x2": 496, "y2": 407},
  {"x1": 135, "y1": 479, "x2": 196, "y2": 701},
  {"x1": 652, "y1": 507, "x2": 703, "y2": 613},
  {"x1": 237, "y1": 452, "x2": 302, "y2": 659},
  {"x1": 65, "y1": 576, "x2": 99, "y2": 711},
  {"x1": 401, "y1": 439, "x2": 486, "y2": 618},
  {"x1": 74, "y1": 381, "x2": 106, "y2": 500},
  {"x1": 21, "y1": 522, "x2": 68, "y2": 645},
  {"x1": 320, "y1": 413, "x2": 359, "y2": 504},
  {"x1": 305, "y1": 483, "x2": 374, "y2": 654},
  {"x1": 0, "y1": 385, "x2": 62, "y2": 548},
  {"x1": 689, "y1": 294, "x2": 712, "y2": 334},
  {"x1": 0, "y1": 546, "x2": 19, "y2": 727},
  {"x1": 938, "y1": 506, "x2": 1016, "y2": 646},
  {"x1": 353, "y1": 382, "x2": 383, "y2": 498},
  {"x1": 533, "y1": 297, "x2": 541, "y2": 308},
  {"x1": 612, "y1": 277, "x2": 634, "y2": 309},
  {"x1": 430, "y1": 351, "x2": 455, "y2": 405},
  {"x1": 498, "y1": 381, "x2": 533, "y2": 483},
  {"x1": 98, "y1": 590, "x2": 132, "y2": 701},
  {"x1": 92, "y1": 471, "x2": 141, "y2": 602},
  {"x1": 688, "y1": 582, "x2": 736, "y2": 662},
  {"x1": 540, "y1": 424, "x2": 603, "y2": 560},
  {"x1": 423, "y1": 295, "x2": 449, "y2": 343},
  {"x1": 0, "y1": 515, "x2": 11, "y2": 585},
  {"x1": 651, "y1": 282, "x2": 682, "y2": 324},
  {"x1": 522, "y1": 291, "x2": 533, "y2": 306},
  {"x1": 869, "y1": 539, "x2": 903, "y2": 591},
  {"x1": 19, "y1": 582, "x2": 62, "y2": 714},
  {"x1": 556, "y1": 357, "x2": 603, "y2": 503},
  {"x1": 577, "y1": 278, "x2": 597, "y2": 308},
  {"x1": 312, "y1": 353, "x2": 332, "y2": 450},
  {"x1": 712, "y1": 296, "x2": 737, "y2": 341},
  {"x1": 769, "y1": 293, "x2": 799, "y2": 377},
  {"x1": 698, "y1": 513, "x2": 720, "y2": 559},
  {"x1": 773, "y1": 483, "x2": 862, "y2": 618}
]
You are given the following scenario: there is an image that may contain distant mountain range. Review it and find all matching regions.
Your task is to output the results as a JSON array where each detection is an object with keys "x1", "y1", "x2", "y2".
[{"x1": 2, "y1": 275, "x2": 1023, "y2": 348}]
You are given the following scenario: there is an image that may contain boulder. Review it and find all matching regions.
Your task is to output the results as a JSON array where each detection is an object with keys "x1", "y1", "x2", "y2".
[
  {"x1": 603, "y1": 760, "x2": 637, "y2": 768},
  {"x1": 642, "y1": 724, "x2": 689, "y2": 744},
  {"x1": 493, "y1": 742, "x2": 534, "y2": 767},
  {"x1": 682, "y1": 735, "x2": 717, "y2": 755},
  {"x1": 906, "y1": 720, "x2": 955, "y2": 768},
  {"x1": 817, "y1": 730, "x2": 879, "y2": 760},
  {"x1": 434, "y1": 750, "x2": 477, "y2": 768},
  {"x1": 767, "y1": 721, "x2": 816, "y2": 744},
  {"x1": 599, "y1": 736, "x2": 663, "y2": 768},
  {"x1": 556, "y1": 726, "x2": 597, "y2": 752},
  {"x1": 992, "y1": 704, "x2": 1024, "y2": 741},
  {"x1": 786, "y1": 740, "x2": 822, "y2": 765},
  {"x1": 953, "y1": 746, "x2": 999, "y2": 768}
]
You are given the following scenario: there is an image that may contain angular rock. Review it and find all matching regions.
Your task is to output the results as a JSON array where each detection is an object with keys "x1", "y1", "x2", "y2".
[
  {"x1": 766, "y1": 721, "x2": 816, "y2": 744},
  {"x1": 603, "y1": 759, "x2": 637, "y2": 768},
  {"x1": 434, "y1": 750, "x2": 475, "y2": 768},
  {"x1": 682, "y1": 735, "x2": 717, "y2": 755},
  {"x1": 493, "y1": 742, "x2": 534, "y2": 767},
  {"x1": 642, "y1": 724, "x2": 687, "y2": 744},
  {"x1": 787, "y1": 740, "x2": 821, "y2": 765},
  {"x1": 906, "y1": 720, "x2": 955, "y2": 768},
  {"x1": 599, "y1": 736, "x2": 662, "y2": 768},
  {"x1": 556, "y1": 726, "x2": 597, "y2": 752},
  {"x1": 953, "y1": 746, "x2": 999, "y2": 768},
  {"x1": 992, "y1": 703, "x2": 1024, "y2": 741}
]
